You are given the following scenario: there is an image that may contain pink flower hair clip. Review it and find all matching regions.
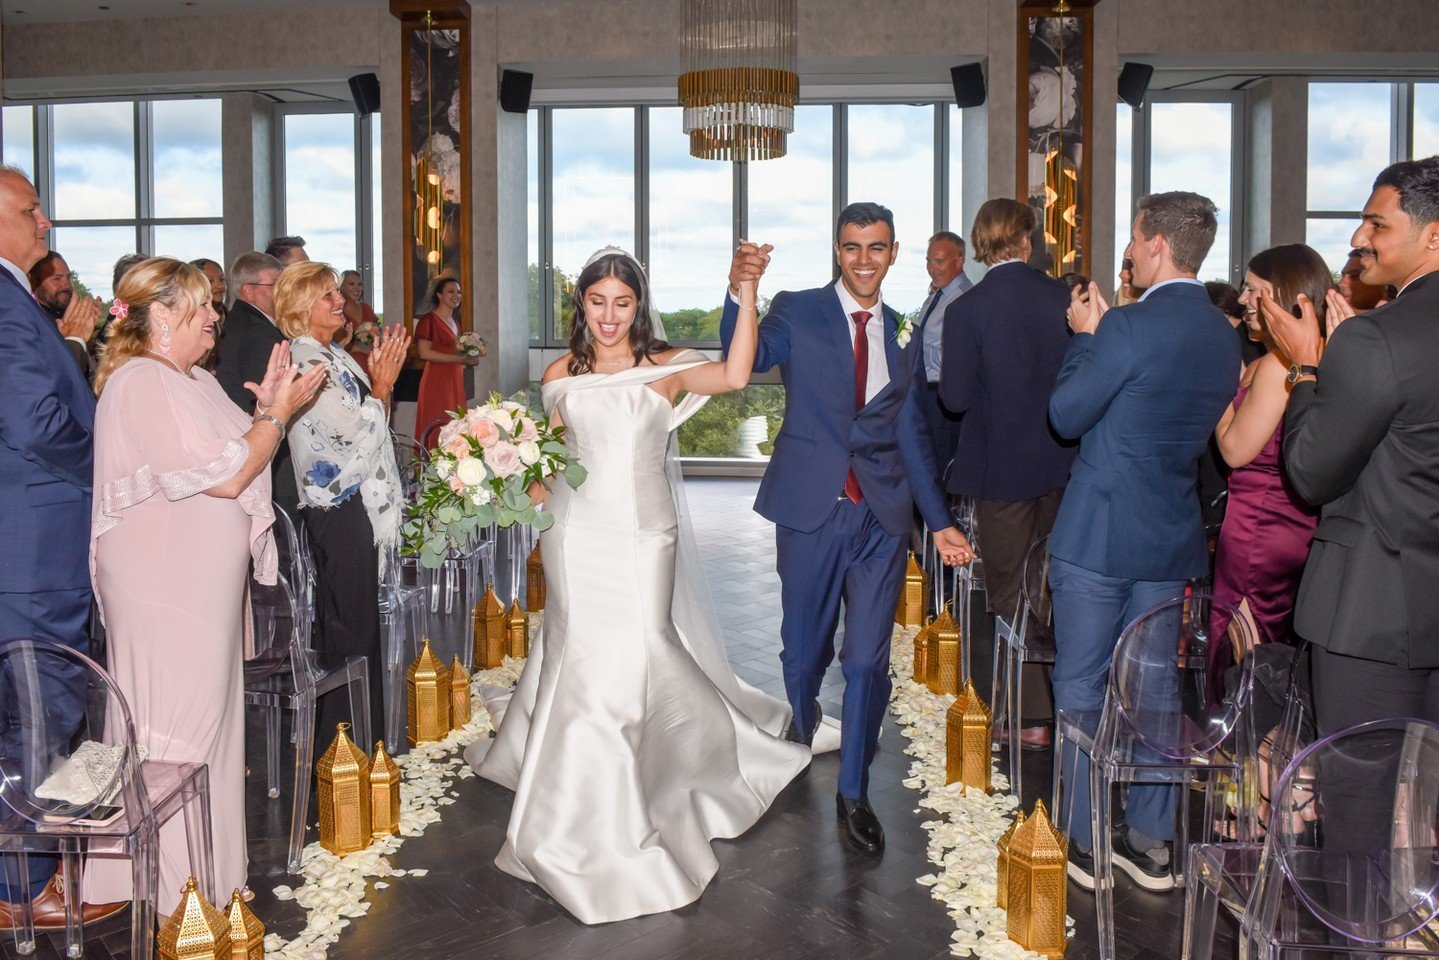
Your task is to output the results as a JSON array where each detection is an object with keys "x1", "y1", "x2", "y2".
[{"x1": 109, "y1": 299, "x2": 129, "y2": 321}]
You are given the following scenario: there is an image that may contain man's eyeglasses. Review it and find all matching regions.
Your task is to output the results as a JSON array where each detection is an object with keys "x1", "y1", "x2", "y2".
[{"x1": 246, "y1": 281, "x2": 277, "y2": 288}]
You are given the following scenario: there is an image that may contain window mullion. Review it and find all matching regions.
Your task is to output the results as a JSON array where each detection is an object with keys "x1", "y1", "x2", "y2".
[
  {"x1": 935, "y1": 102, "x2": 947, "y2": 234},
  {"x1": 135, "y1": 100, "x2": 153, "y2": 254}
]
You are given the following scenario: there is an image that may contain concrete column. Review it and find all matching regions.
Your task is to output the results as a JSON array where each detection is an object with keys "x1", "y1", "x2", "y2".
[
  {"x1": 495, "y1": 106, "x2": 529, "y2": 397},
  {"x1": 1089, "y1": 1, "x2": 1119, "y2": 295},
  {"x1": 983, "y1": 0, "x2": 1018, "y2": 202},
  {"x1": 378, "y1": 7, "x2": 405, "y2": 328},
  {"x1": 219, "y1": 93, "x2": 273, "y2": 273},
  {"x1": 1245, "y1": 76, "x2": 1308, "y2": 259},
  {"x1": 468, "y1": 4, "x2": 505, "y2": 398}
]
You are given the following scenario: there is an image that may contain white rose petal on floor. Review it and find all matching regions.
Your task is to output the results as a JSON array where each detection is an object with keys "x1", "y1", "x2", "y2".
[{"x1": 887, "y1": 624, "x2": 1075, "y2": 959}]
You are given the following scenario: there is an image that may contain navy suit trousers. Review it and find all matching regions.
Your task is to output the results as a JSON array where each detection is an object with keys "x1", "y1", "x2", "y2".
[{"x1": 775, "y1": 498, "x2": 906, "y2": 800}]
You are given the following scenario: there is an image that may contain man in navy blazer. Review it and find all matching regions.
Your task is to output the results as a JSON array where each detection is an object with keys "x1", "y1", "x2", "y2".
[
  {"x1": 0, "y1": 166, "x2": 105, "y2": 925},
  {"x1": 1047, "y1": 192, "x2": 1240, "y2": 892},
  {"x1": 723, "y1": 202, "x2": 973, "y2": 853}
]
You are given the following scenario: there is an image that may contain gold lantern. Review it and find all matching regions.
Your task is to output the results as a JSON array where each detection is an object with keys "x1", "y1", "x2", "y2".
[
  {"x1": 945, "y1": 677, "x2": 992, "y2": 792},
  {"x1": 225, "y1": 889, "x2": 264, "y2": 960},
  {"x1": 894, "y1": 552, "x2": 927, "y2": 627},
  {"x1": 474, "y1": 583, "x2": 506, "y2": 669},
  {"x1": 407, "y1": 638, "x2": 452, "y2": 745},
  {"x1": 996, "y1": 809, "x2": 1026, "y2": 910},
  {"x1": 526, "y1": 540, "x2": 546, "y2": 611},
  {"x1": 1006, "y1": 799, "x2": 1069, "y2": 958},
  {"x1": 158, "y1": 877, "x2": 230, "y2": 960},
  {"x1": 912, "y1": 616, "x2": 934, "y2": 684},
  {"x1": 506, "y1": 600, "x2": 528, "y2": 659},
  {"x1": 450, "y1": 655, "x2": 472, "y2": 729},
  {"x1": 317, "y1": 722, "x2": 372, "y2": 857},
  {"x1": 369, "y1": 740, "x2": 401, "y2": 839},
  {"x1": 927, "y1": 608, "x2": 962, "y2": 696}
]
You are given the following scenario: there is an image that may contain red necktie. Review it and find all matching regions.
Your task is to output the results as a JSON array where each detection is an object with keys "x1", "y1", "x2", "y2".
[{"x1": 844, "y1": 310, "x2": 872, "y2": 504}]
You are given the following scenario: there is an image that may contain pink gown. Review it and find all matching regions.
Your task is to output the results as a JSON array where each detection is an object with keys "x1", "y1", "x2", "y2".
[{"x1": 85, "y1": 358, "x2": 276, "y2": 910}]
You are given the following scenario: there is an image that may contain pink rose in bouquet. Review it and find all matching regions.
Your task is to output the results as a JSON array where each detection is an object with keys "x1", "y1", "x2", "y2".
[
  {"x1": 468, "y1": 417, "x2": 500, "y2": 446},
  {"x1": 483, "y1": 441, "x2": 525, "y2": 478}
]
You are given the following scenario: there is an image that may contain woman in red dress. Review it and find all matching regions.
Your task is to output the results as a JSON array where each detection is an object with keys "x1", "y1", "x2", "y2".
[{"x1": 413, "y1": 276, "x2": 474, "y2": 441}]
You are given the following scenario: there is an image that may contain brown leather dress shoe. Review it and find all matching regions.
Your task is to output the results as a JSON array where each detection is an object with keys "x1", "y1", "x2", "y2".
[
  {"x1": 0, "y1": 874, "x2": 129, "y2": 931},
  {"x1": 999, "y1": 724, "x2": 1052, "y2": 751}
]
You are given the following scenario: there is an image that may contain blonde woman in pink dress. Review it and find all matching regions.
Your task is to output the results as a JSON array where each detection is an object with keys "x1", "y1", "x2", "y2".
[{"x1": 84, "y1": 259, "x2": 325, "y2": 911}]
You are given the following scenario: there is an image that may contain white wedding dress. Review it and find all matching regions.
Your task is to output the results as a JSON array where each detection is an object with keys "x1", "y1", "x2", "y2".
[{"x1": 469, "y1": 352, "x2": 832, "y2": 925}]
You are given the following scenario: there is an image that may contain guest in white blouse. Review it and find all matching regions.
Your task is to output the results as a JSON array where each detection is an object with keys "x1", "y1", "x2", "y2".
[{"x1": 273, "y1": 262, "x2": 411, "y2": 746}]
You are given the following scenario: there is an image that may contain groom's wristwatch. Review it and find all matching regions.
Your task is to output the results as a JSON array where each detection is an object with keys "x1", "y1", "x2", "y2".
[{"x1": 1287, "y1": 363, "x2": 1319, "y2": 385}]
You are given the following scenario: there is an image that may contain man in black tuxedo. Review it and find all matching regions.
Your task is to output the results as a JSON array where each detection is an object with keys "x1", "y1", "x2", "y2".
[
  {"x1": 1265, "y1": 156, "x2": 1439, "y2": 852},
  {"x1": 214, "y1": 250, "x2": 297, "y2": 512}
]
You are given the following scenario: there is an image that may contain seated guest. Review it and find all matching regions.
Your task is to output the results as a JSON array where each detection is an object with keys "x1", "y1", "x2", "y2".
[
  {"x1": 84, "y1": 258, "x2": 324, "y2": 912},
  {"x1": 265, "y1": 235, "x2": 309, "y2": 266},
  {"x1": 1338, "y1": 247, "x2": 1387, "y2": 311},
  {"x1": 339, "y1": 268, "x2": 378, "y2": 374},
  {"x1": 1048, "y1": 191, "x2": 1239, "y2": 891},
  {"x1": 1206, "y1": 246, "x2": 1329, "y2": 701},
  {"x1": 27, "y1": 250, "x2": 102, "y2": 378},
  {"x1": 940, "y1": 198, "x2": 1075, "y2": 750},
  {"x1": 915, "y1": 231, "x2": 973, "y2": 461},
  {"x1": 274, "y1": 262, "x2": 410, "y2": 748},
  {"x1": 0, "y1": 166, "x2": 106, "y2": 929},
  {"x1": 1263, "y1": 158, "x2": 1439, "y2": 856}
]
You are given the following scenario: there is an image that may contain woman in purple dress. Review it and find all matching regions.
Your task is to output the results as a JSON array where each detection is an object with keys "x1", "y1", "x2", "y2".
[{"x1": 1208, "y1": 244, "x2": 1333, "y2": 696}]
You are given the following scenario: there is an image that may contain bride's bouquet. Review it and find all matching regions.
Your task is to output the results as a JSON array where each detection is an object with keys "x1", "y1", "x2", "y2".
[{"x1": 403, "y1": 394, "x2": 585, "y2": 568}]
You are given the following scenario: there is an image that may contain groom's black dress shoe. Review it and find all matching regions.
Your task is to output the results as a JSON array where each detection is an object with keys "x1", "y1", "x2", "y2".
[
  {"x1": 783, "y1": 700, "x2": 821, "y2": 747},
  {"x1": 836, "y1": 793, "x2": 885, "y2": 853}
]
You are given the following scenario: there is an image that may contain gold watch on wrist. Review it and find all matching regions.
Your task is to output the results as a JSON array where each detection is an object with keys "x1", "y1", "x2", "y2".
[{"x1": 1287, "y1": 363, "x2": 1319, "y2": 385}]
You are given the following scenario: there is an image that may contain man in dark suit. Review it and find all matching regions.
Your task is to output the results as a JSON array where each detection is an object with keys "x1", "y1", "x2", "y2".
[
  {"x1": 1265, "y1": 157, "x2": 1439, "y2": 854},
  {"x1": 27, "y1": 250, "x2": 102, "y2": 380},
  {"x1": 941, "y1": 198, "x2": 1076, "y2": 750},
  {"x1": 215, "y1": 250, "x2": 297, "y2": 512},
  {"x1": 723, "y1": 203, "x2": 973, "y2": 853},
  {"x1": 1047, "y1": 191, "x2": 1240, "y2": 891},
  {"x1": 0, "y1": 166, "x2": 121, "y2": 928},
  {"x1": 915, "y1": 230, "x2": 973, "y2": 461}
]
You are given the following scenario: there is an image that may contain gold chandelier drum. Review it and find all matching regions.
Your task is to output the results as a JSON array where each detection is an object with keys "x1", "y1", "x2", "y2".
[{"x1": 678, "y1": 0, "x2": 798, "y2": 162}]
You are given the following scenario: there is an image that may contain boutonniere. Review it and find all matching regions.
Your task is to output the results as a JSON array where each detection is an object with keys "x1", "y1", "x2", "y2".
[{"x1": 894, "y1": 314, "x2": 914, "y2": 349}]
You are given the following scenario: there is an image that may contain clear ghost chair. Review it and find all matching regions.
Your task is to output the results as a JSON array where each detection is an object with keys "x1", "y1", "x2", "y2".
[
  {"x1": 0, "y1": 637, "x2": 214, "y2": 960},
  {"x1": 242, "y1": 575, "x2": 370, "y2": 873},
  {"x1": 391, "y1": 434, "x2": 428, "y2": 502},
  {"x1": 272, "y1": 506, "x2": 315, "y2": 644},
  {"x1": 990, "y1": 534, "x2": 1056, "y2": 800},
  {"x1": 948, "y1": 495, "x2": 983, "y2": 681},
  {"x1": 1052, "y1": 592, "x2": 1258, "y2": 960},
  {"x1": 1184, "y1": 716, "x2": 1439, "y2": 960},
  {"x1": 380, "y1": 545, "x2": 430, "y2": 753}
]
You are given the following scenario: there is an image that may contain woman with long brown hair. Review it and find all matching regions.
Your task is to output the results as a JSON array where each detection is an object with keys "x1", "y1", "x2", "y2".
[{"x1": 413, "y1": 275, "x2": 474, "y2": 441}]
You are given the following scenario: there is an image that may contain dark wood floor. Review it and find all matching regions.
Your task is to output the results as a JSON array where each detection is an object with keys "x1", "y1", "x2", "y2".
[{"x1": 9, "y1": 479, "x2": 1230, "y2": 960}]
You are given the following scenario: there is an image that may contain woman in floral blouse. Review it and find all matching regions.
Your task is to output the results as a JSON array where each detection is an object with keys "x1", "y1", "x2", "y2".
[{"x1": 273, "y1": 261, "x2": 410, "y2": 748}]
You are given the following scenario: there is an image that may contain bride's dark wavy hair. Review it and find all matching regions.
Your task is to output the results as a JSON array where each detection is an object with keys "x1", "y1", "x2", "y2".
[{"x1": 566, "y1": 253, "x2": 670, "y2": 375}]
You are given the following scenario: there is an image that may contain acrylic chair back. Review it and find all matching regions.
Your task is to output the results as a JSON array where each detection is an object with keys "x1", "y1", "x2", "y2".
[
  {"x1": 392, "y1": 434, "x2": 428, "y2": 501},
  {"x1": 1268, "y1": 717, "x2": 1439, "y2": 945},
  {"x1": 1018, "y1": 534, "x2": 1052, "y2": 635},
  {"x1": 0, "y1": 636, "x2": 154, "y2": 831},
  {"x1": 1104, "y1": 594, "x2": 1255, "y2": 763}
]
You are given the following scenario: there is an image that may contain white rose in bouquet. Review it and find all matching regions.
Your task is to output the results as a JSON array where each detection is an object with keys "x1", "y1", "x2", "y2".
[
  {"x1": 517, "y1": 440, "x2": 541, "y2": 466},
  {"x1": 454, "y1": 456, "x2": 487, "y2": 487}
]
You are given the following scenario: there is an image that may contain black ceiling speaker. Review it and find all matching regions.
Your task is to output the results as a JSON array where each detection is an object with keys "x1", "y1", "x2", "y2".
[
  {"x1": 1118, "y1": 62, "x2": 1155, "y2": 109},
  {"x1": 499, "y1": 69, "x2": 534, "y2": 114},
  {"x1": 348, "y1": 73, "x2": 380, "y2": 118},
  {"x1": 950, "y1": 64, "x2": 986, "y2": 109}
]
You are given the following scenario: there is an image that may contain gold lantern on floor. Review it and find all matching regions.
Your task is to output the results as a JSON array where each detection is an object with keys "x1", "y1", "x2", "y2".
[
  {"x1": 158, "y1": 877, "x2": 230, "y2": 960},
  {"x1": 946, "y1": 677, "x2": 992, "y2": 792},
  {"x1": 369, "y1": 740, "x2": 401, "y2": 839},
  {"x1": 996, "y1": 809, "x2": 1026, "y2": 910},
  {"x1": 474, "y1": 583, "x2": 507, "y2": 669},
  {"x1": 526, "y1": 540, "x2": 546, "y2": 611},
  {"x1": 926, "y1": 608, "x2": 962, "y2": 696},
  {"x1": 225, "y1": 889, "x2": 264, "y2": 960},
  {"x1": 894, "y1": 552, "x2": 927, "y2": 627},
  {"x1": 1006, "y1": 799, "x2": 1069, "y2": 958},
  {"x1": 506, "y1": 600, "x2": 529, "y2": 659},
  {"x1": 317, "y1": 722, "x2": 372, "y2": 856},
  {"x1": 912, "y1": 616, "x2": 933, "y2": 684},
  {"x1": 450, "y1": 655, "x2": 472, "y2": 729},
  {"x1": 408, "y1": 638, "x2": 452, "y2": 744}
]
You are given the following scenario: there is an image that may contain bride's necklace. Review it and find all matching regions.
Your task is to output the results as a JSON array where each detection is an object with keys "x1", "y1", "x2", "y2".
[
  {"x1": 145, "y1": 349, "x2": 191, "y2": 377},
  {"x1": 594, "y1": 355, "x2": 634, "y2": 371}
]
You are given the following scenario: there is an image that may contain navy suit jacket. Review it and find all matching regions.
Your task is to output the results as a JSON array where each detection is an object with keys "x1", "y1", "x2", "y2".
[
  {"x1": 0, "y1": 267, "x2": 96, "y2": 593},
  {"x1": 939, "y1": 261, "x2": 1076, "y2": 501},
  {"x1": 720, "y1": 285, "x2": 950, "y2": 537},
  {"x1": 1047, "y1": 281, "x2": 1240, "y2": 581}
]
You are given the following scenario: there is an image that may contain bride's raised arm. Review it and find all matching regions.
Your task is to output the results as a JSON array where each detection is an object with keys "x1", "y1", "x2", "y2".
[{"x1": 671, "y1": 242, "x2": 770, "y2": 397}]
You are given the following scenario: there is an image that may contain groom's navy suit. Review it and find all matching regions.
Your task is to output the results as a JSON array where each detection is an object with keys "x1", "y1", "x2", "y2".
[{"x1": 722, "y1": 282, "x2": 951, "y2": 799}]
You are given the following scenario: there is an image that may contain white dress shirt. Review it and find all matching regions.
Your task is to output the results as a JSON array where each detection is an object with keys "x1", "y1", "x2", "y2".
[
  {"x1": 1138, "y1": 276, "x2": 1205, "y2": 301},
  {"x1": 918, "y1": 271, "x2": 974, "y2": 383},
  {"x1": 833, "y1": 280, "x2": 889, "y2": 404}
]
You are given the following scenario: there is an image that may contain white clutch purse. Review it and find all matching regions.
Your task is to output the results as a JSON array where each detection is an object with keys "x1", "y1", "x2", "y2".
[{"x1": 34, "y1": 741, "x2": 148, "y2": 807}]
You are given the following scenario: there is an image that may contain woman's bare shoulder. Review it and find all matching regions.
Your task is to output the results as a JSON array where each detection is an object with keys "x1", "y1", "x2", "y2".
[{"x1": 543, "y1": 354, "x2": 574, "y2": 383}]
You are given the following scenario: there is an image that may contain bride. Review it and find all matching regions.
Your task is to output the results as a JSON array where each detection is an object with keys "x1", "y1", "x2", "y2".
[{"x1": 468, "y1": 245, "x2": 830, "y2": 925}]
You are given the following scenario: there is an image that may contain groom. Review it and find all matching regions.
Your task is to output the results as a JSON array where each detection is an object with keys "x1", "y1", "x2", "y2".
[{"x1": 722, "y1": 202, "x2": 972, "y2": 853}]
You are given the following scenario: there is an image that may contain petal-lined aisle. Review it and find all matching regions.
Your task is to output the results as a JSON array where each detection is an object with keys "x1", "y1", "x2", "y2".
[{"x1": 887, "y1": 624, "x2": 1074, "y2": 959}]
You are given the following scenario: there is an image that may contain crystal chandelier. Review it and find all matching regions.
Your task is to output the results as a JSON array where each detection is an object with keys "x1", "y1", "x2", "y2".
[{"x1": 678, "y1": 0, "x2": 798, "y2": 162}]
